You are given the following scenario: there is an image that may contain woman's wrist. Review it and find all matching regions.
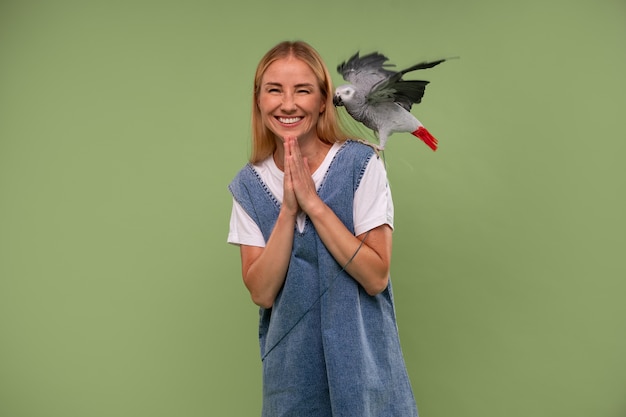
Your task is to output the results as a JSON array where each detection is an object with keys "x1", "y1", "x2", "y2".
[
  {"x1": 278, "y1": 205, "x2": 298, "y2": 222},
  {"x1": 302, "y1": 196, "x2": 327, "y2": 220}
]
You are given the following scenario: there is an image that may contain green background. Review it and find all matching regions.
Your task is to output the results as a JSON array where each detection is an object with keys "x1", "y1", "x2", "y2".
[{"x1": 1, "y1": 0, "x2": 625, "y2": 416}]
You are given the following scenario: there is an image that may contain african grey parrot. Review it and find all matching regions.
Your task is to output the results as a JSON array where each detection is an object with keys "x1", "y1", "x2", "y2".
[{"x1": 333, "y1": 51, "x2": 448, "y2": 151}]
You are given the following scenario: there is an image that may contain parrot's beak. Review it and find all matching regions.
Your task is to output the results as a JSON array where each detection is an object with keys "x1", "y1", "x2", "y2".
[{"x1": 333, "y1": 94, "x2": 344, "y2": 107}]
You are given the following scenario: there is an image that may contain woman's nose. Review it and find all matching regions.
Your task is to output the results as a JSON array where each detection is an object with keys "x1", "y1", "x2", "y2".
[{"x1": 281, "y1": 93, "x2": 296, "y2": 112}]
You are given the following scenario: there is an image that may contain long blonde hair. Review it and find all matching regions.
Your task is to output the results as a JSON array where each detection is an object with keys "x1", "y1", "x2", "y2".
[{"x1": 250, "y1": 40, "x2": 349, "y2": 164}]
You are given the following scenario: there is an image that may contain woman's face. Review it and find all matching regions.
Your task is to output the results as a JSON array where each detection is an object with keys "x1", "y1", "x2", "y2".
[{"x1": 257, "y1": 57, "x2": 326, "y2": 144}]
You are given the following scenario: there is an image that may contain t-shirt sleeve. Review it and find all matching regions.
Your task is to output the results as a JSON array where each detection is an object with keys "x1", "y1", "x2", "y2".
[
  {"x1": 227, "y1": 198, "x2": 266, "y2": 247},
  {"x1": 353, "y1": 155, "x2": 394, "y2": 236}
]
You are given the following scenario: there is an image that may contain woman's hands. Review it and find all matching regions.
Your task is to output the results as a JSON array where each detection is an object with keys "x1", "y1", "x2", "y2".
[
  {"x1": 282, "y1": 136, "x2": 323, "y2": 217},
  {"x1": 280, "y1": 136, "x2": 299, "y2": 217}
]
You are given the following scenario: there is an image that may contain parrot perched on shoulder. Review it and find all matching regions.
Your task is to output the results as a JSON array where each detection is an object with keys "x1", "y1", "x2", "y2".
[{"x1": 333, "y1": 51, "x2": 449, "y2": 151}]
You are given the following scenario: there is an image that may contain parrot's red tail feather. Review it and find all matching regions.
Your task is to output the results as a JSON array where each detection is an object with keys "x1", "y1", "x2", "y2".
[{"x1": 412, "y1": 126, "x2": 438, "y2": 151}]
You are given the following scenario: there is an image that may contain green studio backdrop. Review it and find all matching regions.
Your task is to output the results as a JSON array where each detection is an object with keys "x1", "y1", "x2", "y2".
[{"x1": 1, "y1": 1, "x2": 625, "y2": 416}]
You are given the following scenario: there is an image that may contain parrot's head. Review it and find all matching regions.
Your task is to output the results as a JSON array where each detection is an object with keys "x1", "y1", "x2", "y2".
[{"x1": 333, "y1": 85, "x2": 356, "y2": 107}]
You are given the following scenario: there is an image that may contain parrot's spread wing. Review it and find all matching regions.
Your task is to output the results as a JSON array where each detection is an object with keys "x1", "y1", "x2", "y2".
[
  {"x1": 337, "y1": 52, "x2": 395, "y2": 90},
  {"x1": 366, "y1": 58, "x2": 448, "y2": 110},
  {"x1": 367, "y1": 78, "x2": 430, "y2": 111}
]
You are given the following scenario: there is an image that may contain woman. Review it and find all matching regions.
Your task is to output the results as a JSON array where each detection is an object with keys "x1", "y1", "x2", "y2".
[{"x1": 228, "y1": 40, "x2": 418, "y2": 417}]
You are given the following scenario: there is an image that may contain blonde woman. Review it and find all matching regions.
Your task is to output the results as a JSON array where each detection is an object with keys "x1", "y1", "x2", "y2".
[{"x1": 228, "y1": 40, "x2": 418, "y2": 417}]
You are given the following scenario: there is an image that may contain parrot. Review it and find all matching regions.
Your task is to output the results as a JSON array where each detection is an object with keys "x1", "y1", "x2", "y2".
[{"x1": 333, "y1": 51, "x2": 449, "y2": 151}]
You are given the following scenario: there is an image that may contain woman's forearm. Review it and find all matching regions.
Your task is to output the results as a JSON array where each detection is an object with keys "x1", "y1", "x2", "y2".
[
  {"x1": 242, "y1": 208, "x2": 297, "y2": 308},
  {"x1": 306, "y1": 201, "x2": 391, "y2": 296}
]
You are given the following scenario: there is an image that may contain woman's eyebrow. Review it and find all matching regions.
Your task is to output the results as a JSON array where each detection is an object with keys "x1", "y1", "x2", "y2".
[{"x1": 263, "y1": 82, "x2": 314, "y2": 88}]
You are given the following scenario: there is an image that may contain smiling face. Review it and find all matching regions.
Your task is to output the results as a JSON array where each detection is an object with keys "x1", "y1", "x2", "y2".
[{"x1": 257, "y1": 57, "x2": 326, "y2": 144}]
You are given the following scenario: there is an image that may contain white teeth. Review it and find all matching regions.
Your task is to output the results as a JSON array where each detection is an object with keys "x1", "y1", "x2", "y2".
[{"x1": 278, "y1": 117, "x2": 301, "y2": 124}]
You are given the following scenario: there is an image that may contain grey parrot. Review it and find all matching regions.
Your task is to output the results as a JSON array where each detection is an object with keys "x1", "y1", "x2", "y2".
[{"x1": 333, "y1": 51, "x2": 448, "y2": 151}]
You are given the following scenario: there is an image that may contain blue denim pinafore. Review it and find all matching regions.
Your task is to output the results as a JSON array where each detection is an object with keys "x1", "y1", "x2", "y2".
[{"x1": 229, "y1": 140, "x2": 418, "y2": 417}]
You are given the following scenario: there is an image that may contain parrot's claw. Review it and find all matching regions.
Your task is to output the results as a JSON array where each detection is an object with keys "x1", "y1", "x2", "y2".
[{"x1": 355, "y1": 138, "x2": 383, "y2": 155}]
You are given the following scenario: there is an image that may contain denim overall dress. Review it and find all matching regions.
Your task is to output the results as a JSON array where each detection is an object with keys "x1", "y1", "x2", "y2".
[{"x1": 229, "y1": 140, "x2": 418, "y2": 417}]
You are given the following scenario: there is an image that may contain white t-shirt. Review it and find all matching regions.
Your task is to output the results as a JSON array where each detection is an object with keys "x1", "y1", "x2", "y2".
[{"x1": 228, "y1": 142, "x2": 394, "y2": 247}]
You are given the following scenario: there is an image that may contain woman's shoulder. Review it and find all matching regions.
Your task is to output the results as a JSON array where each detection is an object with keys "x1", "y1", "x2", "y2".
[
  {"x1": 334, "y1": 139, "x2": 380, "y2": 167},
  {"x1": 341, "y1": 139, "x2": 380, "y2": 157},
  {"x1": 231, "y1": 153, "x2": 276, "y2": 181}
]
